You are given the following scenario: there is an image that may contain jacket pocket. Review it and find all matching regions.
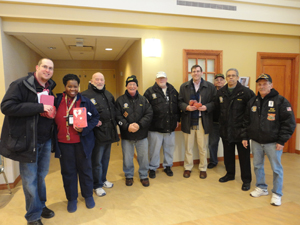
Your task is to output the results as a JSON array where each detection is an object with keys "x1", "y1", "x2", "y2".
[{"x1": 7, "y1": 134, "x2": 27, "y2": 152}]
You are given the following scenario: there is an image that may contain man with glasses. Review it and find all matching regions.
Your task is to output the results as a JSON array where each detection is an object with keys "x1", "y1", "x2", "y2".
[
  {"x1": 0, "y1": 58, "x2": 56, "y2": 225},
  {"x1": 215, "y1": 68, "x2": 255, "y2": 191},
  {"x1": 179, "y1": 65, "x2": 216, "y2": 179}
]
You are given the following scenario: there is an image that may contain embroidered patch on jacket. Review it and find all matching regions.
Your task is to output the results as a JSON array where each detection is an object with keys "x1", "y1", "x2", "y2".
[
  {"x1": 219, "y1": 96, "x2": 223, "y2": 103},
  {"x1": 90, "y1": 98, "x2": 97, "y2": 105},
  {"x1": 268, "y1": 108, "x2": 276, "y2": 112},
  {"x1": 152, "y1": 93, "x2": 157, "y2": 99},
  {"x1": 118, "y1": 121, "x2": 123, "y2": 126},
  {"x1": 287, "y1": 107, "x2": 292, "y2": 112},
  {"x1": 123, "y1": 111, "x2": 128, "y2": 118},
  {"x1": 237, "y1": 99, "x2": 242, "y2": 101},
  {"x1": 267, "y1": 113, "x2": 275, "y2": 121},
  {"x1": 251, "y1": 106, "x2": 257, "y2": 112},
  {"x1": 140, "y1": 104, "x2": 143, "y2": 106},
  {"x1": 123, "y1": 103, "x2": 129, "y2": 109},
  {"x1": 268, "y1": 101, "x2": 274, "y2": 107}
]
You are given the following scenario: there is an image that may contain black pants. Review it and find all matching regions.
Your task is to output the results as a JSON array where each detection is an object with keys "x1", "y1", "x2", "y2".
[
  {"x1": 222, "y1": 139, "x2": 252, "y2": 184},
  {"x1": 58, "y1": 142, "x2": 93, "y2": 201}
]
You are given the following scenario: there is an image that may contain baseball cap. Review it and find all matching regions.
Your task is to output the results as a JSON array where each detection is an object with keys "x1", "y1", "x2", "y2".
[
  {"x1": 215, "y1": 73, "x2": 225, "y2": 79},
  {"x1": 156, "y1": 71, "x2": 167, "y2": 78},
  {"x1": 256, "y1": 73, "x2": 272, "y2": 83}
]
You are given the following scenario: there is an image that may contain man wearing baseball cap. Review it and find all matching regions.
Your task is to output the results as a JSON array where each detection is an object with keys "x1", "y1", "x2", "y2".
[
  {"x1": 242, "y1": 73, "x2": 296, "y2": 206},
  {"x1": 144, "y1": 71, "x2": 180, "y2": 178}
]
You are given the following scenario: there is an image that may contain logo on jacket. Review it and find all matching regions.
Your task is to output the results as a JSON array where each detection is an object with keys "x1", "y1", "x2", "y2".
[
  {"x1": 287, "y1": 107, "x2": 292, "y2": 112},
  {"x1": 267, "y1": 113, "x2": 275, "y2": 121},
  {"x1": 219, "y1": 96, "x2": 223, "y2": 103},
  {"x1": 152, "y1": 93, "x2": 157, "y2": 99},
  {"x1": 90, "y1": 98, "x2": 97, "y2": 105},
  {"x1": 268, "y1": 101, "x2": 274, "y2": 107},
  {"x1": 251, "y1": 106, "x2": 257, "y2": 112},
  {"x1": 123, "y1": 103, "x2": 129, "y2": 109},
  {"x1": 123, "y1": 111, "x2": 128, "y2": 118},
  {"x1": 268, "y1": 108, "x2": 275, "y2": 112}
]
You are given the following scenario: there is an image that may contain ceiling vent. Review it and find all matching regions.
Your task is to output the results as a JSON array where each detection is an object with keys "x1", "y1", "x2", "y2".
[
  {"x1": 69, "y1": 45, "x2": 94, "y2": 51},
  {"x1": 177, "y1": 0, "x2": 237, "y2": 11}
]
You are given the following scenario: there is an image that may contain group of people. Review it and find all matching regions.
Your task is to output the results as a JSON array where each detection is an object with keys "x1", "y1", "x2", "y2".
[{"x1": 0, "y1": 58, "x2": 296, "y2": 225}]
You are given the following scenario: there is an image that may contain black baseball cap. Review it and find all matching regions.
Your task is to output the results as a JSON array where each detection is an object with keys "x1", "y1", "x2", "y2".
[
  {"x1": 256, "y1": 73, "x2": 272, "y2": 83},
  {"x1": 215, "y1": 74, "x2": 225, "y2": 79}
]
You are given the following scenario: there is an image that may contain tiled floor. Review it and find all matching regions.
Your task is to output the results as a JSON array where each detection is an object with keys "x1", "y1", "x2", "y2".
[{"x1": 1, "y1": 142, "x2": 300, "y2": 225}]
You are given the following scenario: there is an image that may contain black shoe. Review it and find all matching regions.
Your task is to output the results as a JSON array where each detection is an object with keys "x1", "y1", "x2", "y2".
[
  {"x1": 242, "y1": 183, "x2": 251, "y2": 191},
  {"x1": 41, "y1": 206, "x2": 55, "y2": 219},
  {"x1": 219, "y1": 175, "x2": 235, "y2": 183},
  {"x1": 126, "y1": 178, "x2": 133, "y2": 186},
  {"x1": 28, "y1": 219, "x2": 43, "y2": 225},
  {"x1": 140, "y1": 178, "x2": 150, "y2": 187},
  {"x1": 149, "y1": 170, "x2": 156, "y2": 178},
  {"x1": 164, "y1": 166, "x2": 173, "y2": 176},
  {"x1": 207, "y1": 163, "x2": 217, "y2": 169}
]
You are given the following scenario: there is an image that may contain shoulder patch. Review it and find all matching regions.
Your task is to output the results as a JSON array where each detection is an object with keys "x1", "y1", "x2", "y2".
[{"x1": 90, "y1": 98, "x2": 97, "y2": 105}]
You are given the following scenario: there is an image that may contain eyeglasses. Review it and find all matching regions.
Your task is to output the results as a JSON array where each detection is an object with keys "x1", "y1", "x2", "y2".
[{"x1": 226, "y1": 75, "x2": 236, "y2": 78}]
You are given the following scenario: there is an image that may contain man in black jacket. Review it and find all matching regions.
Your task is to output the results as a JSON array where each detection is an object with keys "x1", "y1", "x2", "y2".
[
  {"x1": 242, "y1": 74, "x2": 296, "y2": 206},
  {"x1": 215, "y1": 68, "x2": 255, "y2": 191},
  {"x1": 144, "y1": 71, "x2": 180, "y2": 178},
  {"x1": 179, "y1": 65, "x2": 216, "y2": 179},
  {"x1": 0, "y1": 58, "x2": 56, "y2": 225},
  {"x1": 81, "y1": 72, "x2": 119, "y2": 197},
  {"x1": 115, "y1": 75, "x2": 153, "y2": 187}
]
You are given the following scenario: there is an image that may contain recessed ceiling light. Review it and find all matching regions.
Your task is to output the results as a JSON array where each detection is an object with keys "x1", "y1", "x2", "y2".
[
  {"x1": 48, "y1": 47, "x2": 56, "y2": 50},
  {"x1": 105, "y1": 48, "x2": 113, "y2": 51}
]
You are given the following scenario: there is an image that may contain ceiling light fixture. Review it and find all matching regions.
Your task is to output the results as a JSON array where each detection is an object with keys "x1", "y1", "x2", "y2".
[
  {"x1": 48, "y1": 47, "x2": 56, "y2": 50},
  {"x1": 144, "y1": 38, "x2": 161, "y2": 57},
  {"x1": 105, "y1": 48, "x2": 113, "y2": 51}
]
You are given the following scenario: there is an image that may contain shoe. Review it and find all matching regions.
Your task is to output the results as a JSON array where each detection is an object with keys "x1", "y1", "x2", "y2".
[
  {"x1": 207, "y1": 163, "x2": 217, "y2": 169},
  {"x1": 67, "y1": 200, "x2": 77, "y2": 213},
  {"x1": 126, "y1": 178, "x2": 133, "y2": 186},
  {"x1": 271, "y1": 193, "x2": 281, "y2": 206},
  {"x1": 200, "y1": 171, "x2": 207, "y2": 179},
  {"x1": 242, "y1": 183, "x2": 251, "y2": 191},
  {"x1": 219, "y1": 175, "x2": 235, "y2": 183},
  {"x1": 140, "y1": 178, "x2": 150, "y2": 187},
  {"x1": 149, "y1": 170, "x2": 156, "y2": 178},
  {"x1": 95, "y1": 188, "x2": 106, "y2": 197},
  {"x1": 250, "y1": 187, "x2": 269, "y2": 197},
  {"x1": 28, "y1": 219, "x2": 43, "y2": 225},
  {"x1": 85, "y1": 196, "x2": 95, "y2": 209},
  {"x1": 164, "y1": 166, "x2": 173, "y2": 176},
  {"x1": 183, "y1": 170, "x2": 191, "y2": 178},
  {"x1": 41, "y1": 206, "x2": 55, "y2": 218},
  {"x1": 103, "y1": 181, "x2": 114, "y2": 188}
]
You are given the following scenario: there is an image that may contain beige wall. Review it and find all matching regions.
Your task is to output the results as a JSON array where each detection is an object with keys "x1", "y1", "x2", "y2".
[{"x1": 116, "y1": 39, "x2": 142, "y2": 96}]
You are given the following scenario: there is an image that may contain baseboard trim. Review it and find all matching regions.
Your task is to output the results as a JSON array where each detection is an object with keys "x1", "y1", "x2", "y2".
[{"x1": 0, "y1": 175, "x2": 21, "y2": 190}]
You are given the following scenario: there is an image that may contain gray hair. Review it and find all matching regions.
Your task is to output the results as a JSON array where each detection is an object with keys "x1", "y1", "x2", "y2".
[{"x1": 226, "y1": 68, "x2": 239, "y2": 77}]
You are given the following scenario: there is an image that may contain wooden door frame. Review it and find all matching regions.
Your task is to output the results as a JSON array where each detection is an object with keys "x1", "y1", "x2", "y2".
[
  {"x1": 183, "y1": 49, "x2": 223, "y2": 82},
  {"x1": 257, "y1": 52, "x2": 299, "y2": 153}
]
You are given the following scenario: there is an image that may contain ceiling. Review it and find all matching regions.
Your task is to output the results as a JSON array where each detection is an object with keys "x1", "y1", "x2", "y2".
[{"x1": 13, "y1": 34, "x2": 140, "y2": 61}]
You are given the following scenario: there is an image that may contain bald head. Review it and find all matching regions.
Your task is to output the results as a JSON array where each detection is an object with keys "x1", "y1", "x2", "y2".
[{"x1": 91, "y1": 72, "x2": 105, "y2": 90}]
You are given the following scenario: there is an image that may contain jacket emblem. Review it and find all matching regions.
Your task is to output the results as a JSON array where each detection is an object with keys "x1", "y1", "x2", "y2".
[
  {"x1": 90, "y1": 98, "x2": 97, "y2": 105},
  {"x1": 268, "y1": 101, "x2": 274, "y2": 107},
  {"x1": 152, "y1": 93, "x2": 157, "y2": 99},
  {"x1": 251, "y1": 106, "x2": 257, "y2": 112},
  {"x1": 123, "y1": 111, "x2": 128, "y2": 118},
  {"x1": 287, "y1": 107, "x2": 292, "y2": 112},
  {"x1": 268, "y1": 108, "x2": 275, "y2": 112},
  {"x1": 123, "y1": 103, "x2": 129, "y2": 109},
  {"x1": 140, "y1": 104, "x2": 143, "y2": 106},
  {"x1": 267, "y1": 113, "x2": 275, "y2": 121},
  {"x1": 237, "y1": 99, "x2": 242, "y2": 101},
  {"x1": 219, "y1": 96, "x2": 223, "y2": 103}
]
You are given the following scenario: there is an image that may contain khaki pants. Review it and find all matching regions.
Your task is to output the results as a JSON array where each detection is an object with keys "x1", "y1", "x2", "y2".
[{"x1": 183, "y1": 118, "x2": 208, "y2": 171}]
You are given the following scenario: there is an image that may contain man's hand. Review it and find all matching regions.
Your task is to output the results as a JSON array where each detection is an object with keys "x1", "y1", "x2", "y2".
[
  {"x1": 186, "y1": 105, "x2": 197, "y2": 111},
  {"x1": 242, "y1": 140, "x2": 248, "y2": 148},
  {"x1": 276, "y1": 143, "x2": 284, "y2": 151},
  {"x1": 128, "y1": 123, "x2": 139, "y2": 133},
  {"x1": 43, "y1": 104, "x2": 53, "y2": 113},
  {"x1": 176, "y1": 122, "x2": 179, "y2": 128},
  {"x1": 96, "y1": 121, "x2": 102, "y2": 127},
  {"x1": 198, "y1": 105, "x2": 207, "y2": 111},
  {"x1": 74, "y1": 126, "x2": 83, "y2": 133}
]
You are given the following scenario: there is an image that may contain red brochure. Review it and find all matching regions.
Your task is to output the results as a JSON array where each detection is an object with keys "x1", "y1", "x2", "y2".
[
  {"x1": 73, "y1": 107, "x2": 87, "y2": 128},
  {"x1": 40, "y1": 95, "x2": 54, "y2": 106}
]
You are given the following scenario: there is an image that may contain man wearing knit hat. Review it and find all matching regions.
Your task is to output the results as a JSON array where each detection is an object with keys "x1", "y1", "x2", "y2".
[
  {"x1": 115, "y1": 75, "x2": 153, "y2": 187},
  {"x1": 144, "y1": 71, "x2": 180, "y2": 178}
]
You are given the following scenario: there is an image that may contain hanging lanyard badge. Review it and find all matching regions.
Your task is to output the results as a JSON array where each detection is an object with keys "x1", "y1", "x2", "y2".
[{"x1": 65, "y1": 95, "x2": 77, "y2": 141}]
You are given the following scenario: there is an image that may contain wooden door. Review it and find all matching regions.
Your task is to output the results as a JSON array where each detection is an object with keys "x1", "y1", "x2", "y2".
[{"x1": 257, "y1": 52, "x2": 299, "y2": 153}]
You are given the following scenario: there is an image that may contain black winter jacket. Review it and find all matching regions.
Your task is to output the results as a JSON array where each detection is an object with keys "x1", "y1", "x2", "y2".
[
  {"x1": 178, "y1": 78, "x2": 216, "y2": 134},
  {"x1": 0, "y1": 73, "x2": 56, "y2": 163},
  {"x1": 242, "y1": 89, "x2": 296, "y2": 145},
  {"x1": 144, "y1": 82, "x2": 180, "y2": 133},
  {"x1": 215, "y1": 81, "x2": 255, "y2": 143},
  {"x1": 81, "y1": 84, "x2": 119, "y2": 144},
  {"x1": 115, "y1": 90, "x2": 153, "y2": 140}
]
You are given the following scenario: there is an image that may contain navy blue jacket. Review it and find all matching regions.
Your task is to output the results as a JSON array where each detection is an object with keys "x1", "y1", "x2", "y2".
[{"x1": 54, "y1": 93, "x2": 99, "y2": 158}]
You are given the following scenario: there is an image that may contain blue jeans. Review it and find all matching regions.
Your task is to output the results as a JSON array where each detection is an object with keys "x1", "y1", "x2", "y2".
[
  {"x1": 121, "y1": 138, "x2": 149, "y2": 179},
  {"x1": 19, "y1": 139, "x2": 52, "y2": 222},
  {"x1": 92, "y1": 142, "x2": 112, "y2": 189},
  {"x1": 208, "y1": 122, "x2": 220, "y2": 165},
  {"x1": 252, "y1": 140, "x2": 283, "y2": 196},
  {"x1": 148, "y1": 131, "x2": 175, "y2": 170}
]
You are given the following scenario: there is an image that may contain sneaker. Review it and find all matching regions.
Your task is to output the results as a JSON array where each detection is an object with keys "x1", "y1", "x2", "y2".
[
  {"x1": 164, "y1": 166, "x2": 173, "y2": 176},
  {"x1": 250, "y1": 187, "x2": 269, "y2": 197},
  {"x1": 149, "y1": 170, "x2": 156, "y2": 179},
  {"x1": 95, "y1": 188, "x2": 106, "y2": 197},
  {"x1": 271, "y1": 193, "x2": 281, "y2": 206},
  {"x1": 103, "y1": 181, "x2": 114, "y2": 188}
]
